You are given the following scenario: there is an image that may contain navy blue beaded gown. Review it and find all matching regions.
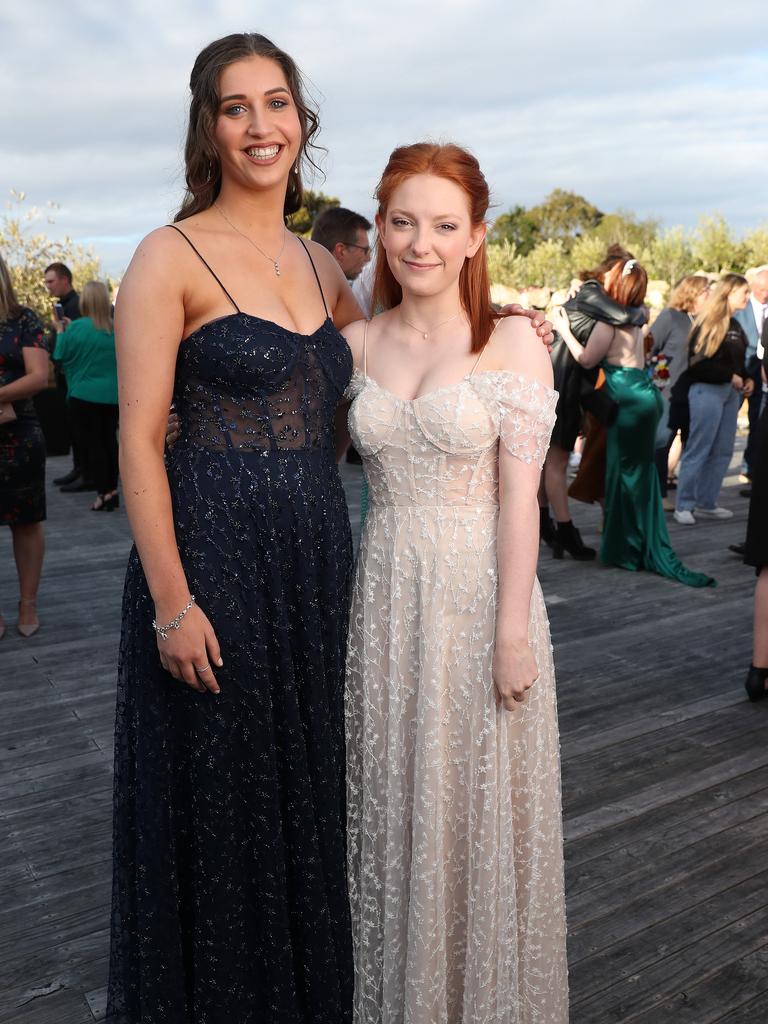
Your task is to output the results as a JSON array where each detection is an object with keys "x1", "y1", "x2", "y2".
[{"x1": 108, "y1": 232, "x2": 354, "y2": 1024}]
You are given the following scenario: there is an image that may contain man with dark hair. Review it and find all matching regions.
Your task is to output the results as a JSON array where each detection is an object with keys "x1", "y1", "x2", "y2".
[
  {"x1": 311, "y1": 207, "x2": 372, "y2": 282},
  {"x1": 44, "y1": 263, "x2": 80, "y2": 321},
  {"x1": 42, "y1": 262, "x2": 87, "y2": 486}
]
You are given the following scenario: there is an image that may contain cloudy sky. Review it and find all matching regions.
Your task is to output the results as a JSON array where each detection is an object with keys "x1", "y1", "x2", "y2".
[{"x1": 2, "y1": 0, "x2": 767, "y2": 274}]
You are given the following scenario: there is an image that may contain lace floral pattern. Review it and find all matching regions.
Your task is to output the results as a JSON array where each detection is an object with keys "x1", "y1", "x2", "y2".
[{"x1": 345, "y1": 370, "x2": 568, "y2": 1023}]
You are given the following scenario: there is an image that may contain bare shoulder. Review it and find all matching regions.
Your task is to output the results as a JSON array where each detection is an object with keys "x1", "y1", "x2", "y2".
[
  {"x1": 302, "y1": 238, "x2": 346, "y2": 285},
  {"x1": 115, "y1": 227, "x2": 187, "y2": 334},
  {"x1": 341, "y1": 317, "x2": 368, "y2": 367},
  {"x1": 121, "y1": 226, "x2": 193, "y2": 291},
  {"x1": 487, "y1": 314, "x2": 554, "y2": 388}
]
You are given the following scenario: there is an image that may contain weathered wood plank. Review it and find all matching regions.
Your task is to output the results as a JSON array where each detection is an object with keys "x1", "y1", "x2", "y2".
[{"x1": 0, "y1": 447, "x2": 762, "y2": 1022}]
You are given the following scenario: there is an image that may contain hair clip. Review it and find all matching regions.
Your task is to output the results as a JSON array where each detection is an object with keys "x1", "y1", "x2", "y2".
[{"x1": 622, "y1": 259, "x2": 637, "y2": 277}]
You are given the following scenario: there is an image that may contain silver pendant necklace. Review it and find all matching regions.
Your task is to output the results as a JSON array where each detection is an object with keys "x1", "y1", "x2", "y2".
[
  {"x1": 400, "y1": 311, "x2": 462, "y2": 340},
  {"x1": 215, "y1": 204, "x2": 287, "y2": 277}
]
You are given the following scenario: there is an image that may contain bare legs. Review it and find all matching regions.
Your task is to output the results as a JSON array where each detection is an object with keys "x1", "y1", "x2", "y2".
[
  {"x1": 753, "y1": 567, "x2": 768, "y2": 668},
  {"x1": 11, "y1": 522, "x2": 44, "y2": 631},
  {"x1": 544, "y1": 445, "x2": 571, "y2": 523}
]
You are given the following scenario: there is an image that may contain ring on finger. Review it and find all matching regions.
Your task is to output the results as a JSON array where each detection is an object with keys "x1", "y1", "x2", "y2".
[{"x1": 195, "y1": 664, "x2": 211, "y2": 674}]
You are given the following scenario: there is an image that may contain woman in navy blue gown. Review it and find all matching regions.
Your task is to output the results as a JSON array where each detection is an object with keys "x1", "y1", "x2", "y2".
[{"x1": 107, "y1": 34, "x2": 364, "y2": 1023}]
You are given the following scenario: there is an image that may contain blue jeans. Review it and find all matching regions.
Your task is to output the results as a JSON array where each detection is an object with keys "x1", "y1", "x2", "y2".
[{"x1": 676, "y1": 382, "x2": 740, "y2": 511}]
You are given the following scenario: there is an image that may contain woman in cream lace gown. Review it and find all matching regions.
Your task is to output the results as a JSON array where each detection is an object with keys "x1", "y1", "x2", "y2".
[{"x1": 343, "y1": 144, "x2": 568, "y2": 1024}]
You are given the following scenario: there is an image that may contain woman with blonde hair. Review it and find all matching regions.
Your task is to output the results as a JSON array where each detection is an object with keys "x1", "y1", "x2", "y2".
[
  {"x1": 54, "y1": 281, "x2": 119, "y2": 510},
  {"x1": 0, "y1": 252, "x2": 49, "y2": 638},
  {"x1": 673, "y1": 273, "x2": 752, "y2": 524},
  {"x1": 651, "y1": 274, "x2": 711, "y2": 498}
]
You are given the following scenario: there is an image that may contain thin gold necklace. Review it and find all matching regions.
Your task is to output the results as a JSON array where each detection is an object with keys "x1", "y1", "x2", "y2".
[
  {"x1": 400, "y1": 311, "x2": 462, "y2": 340},
  {"x1": 215, "y1": 204, "x2": 287, "y2": 277}
]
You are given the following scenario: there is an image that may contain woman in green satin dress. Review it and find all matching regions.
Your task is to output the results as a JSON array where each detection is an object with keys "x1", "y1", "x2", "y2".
[{"x1": 552, "y1": 258, "x2": 715, "y2": 588}]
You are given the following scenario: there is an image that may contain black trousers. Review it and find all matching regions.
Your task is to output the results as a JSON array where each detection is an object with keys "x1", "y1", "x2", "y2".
[
  {"x1": 744, "y1": 355, "x2": 764, "y2": 475},
  {"x1": 69, "y1": 397, "x2": 119, "y2": 495}
]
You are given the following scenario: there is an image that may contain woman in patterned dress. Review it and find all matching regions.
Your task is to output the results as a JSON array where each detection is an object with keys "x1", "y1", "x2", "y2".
[
  {"x1": 0, "y1": 253, "x2": 49, "y2": 639},
  {"x1": 342, "y1": 144, "x2": 568, "y2": 1024}
]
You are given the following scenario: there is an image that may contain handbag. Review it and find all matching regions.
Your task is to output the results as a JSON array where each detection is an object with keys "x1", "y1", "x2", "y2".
[{"x1": 0, "y1": 403, "x2": 17, "y2": 427}]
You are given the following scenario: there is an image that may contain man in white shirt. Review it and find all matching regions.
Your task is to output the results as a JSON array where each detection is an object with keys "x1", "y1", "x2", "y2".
[{"x1": 736, "y1": 266, "x2": 768, "y2": 482}]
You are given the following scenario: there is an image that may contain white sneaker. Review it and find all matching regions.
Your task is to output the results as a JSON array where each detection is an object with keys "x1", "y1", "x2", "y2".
[
  {"x1": 673, "y1": 509, "x2": 696, "y2": 525},
  {"x1": 694, "y1": 506, "x2": 734, "y2": 519}
]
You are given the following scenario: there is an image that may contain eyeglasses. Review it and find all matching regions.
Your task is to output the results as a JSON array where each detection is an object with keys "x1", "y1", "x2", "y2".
[{"x1": 343, "y1": 242, "x2": 371, "y2": 255}]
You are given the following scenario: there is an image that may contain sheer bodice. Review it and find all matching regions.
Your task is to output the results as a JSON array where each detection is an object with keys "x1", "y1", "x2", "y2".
[
  {"x1": 174, "y1": 313, "x2": 348, "y2": 452},
  {"x1": 346, "y1": 368, "x2": 557, "y2": 506}
]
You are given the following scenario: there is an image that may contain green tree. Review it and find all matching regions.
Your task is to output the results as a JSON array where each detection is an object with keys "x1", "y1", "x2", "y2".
[
  {"x1": 0, "y1": 191, "x2": 103, "y2": 323},
  {"x1": 286, "y1": 190, "x2": 341, "y2": 235},
  {"x1": 591, "y1": 209, "x2": 659, "y2": 253},
  {"x1": 743, "y1": 224, "x2": 768, "y2": 269},
  {"x1": 691, "y1": 214, "x2": 747, "y2": 274},
  {"x1": 527, "y1": 189, "x2": 603, "y2": 251},
  {"x1": 489, "y1": 205, "x2": 539, "y2": 255},
  {"x1": 569, "y1": 234, "x2": 609, "y2": 278},
  {"x1": 486, "y1": 239, "x2": 524, "y2": 287},
  {"x1": 520, "y1": 239, "x2": 570, "y2": 288},
  {"x1": 641, "y1": 227, "x2": 694, "y2": 286}
]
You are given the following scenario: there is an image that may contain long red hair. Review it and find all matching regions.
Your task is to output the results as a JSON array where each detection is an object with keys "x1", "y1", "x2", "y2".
[{"x1": 372, "y1": 142, "x2": 498, "y2": 352}]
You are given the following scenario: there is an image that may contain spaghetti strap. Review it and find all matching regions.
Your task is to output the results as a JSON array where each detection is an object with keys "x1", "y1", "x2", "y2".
[
  {"x1": 166, "y1": 224, "x2": 241, "y2": 313},
  {"x1": 468, "y1": 316, "x2": 504, "y2": 377},
  {"x1": 362, "y1": 320, "x2": 370, "y2": 376},
  {"x1": 297, "y1": 237, "x2": 330, "y2": 318}
]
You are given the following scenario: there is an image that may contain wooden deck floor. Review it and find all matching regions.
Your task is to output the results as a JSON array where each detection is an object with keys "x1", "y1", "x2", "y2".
[{"x1": 1, "y1": 450, "x2": 766, "y2": 1023}]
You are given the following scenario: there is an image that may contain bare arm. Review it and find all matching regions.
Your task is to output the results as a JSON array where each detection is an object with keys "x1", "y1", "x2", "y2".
[
  {"x1": 0, "y1": 347, "x2": 49, "y2": 403},
  {"x1": 488, "y1": 319, "x2": 553, "y2": 710},
  {"x1": 551, "y1": 307, "x2": 614, "y2": 369},
  {"x1": 117, "y1": 229, "x2": 221, "y2": 694}
]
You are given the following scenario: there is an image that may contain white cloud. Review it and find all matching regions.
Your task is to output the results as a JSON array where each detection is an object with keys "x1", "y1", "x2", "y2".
[{"x1": 2, "y1": 0, "x2": 767, "y2": 273}]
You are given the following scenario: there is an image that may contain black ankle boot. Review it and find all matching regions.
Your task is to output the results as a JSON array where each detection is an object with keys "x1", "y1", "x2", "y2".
[
  {"x1": 552, "y1": 520, "x2": 596, "y2": 561},
  {"x1": 744, "y1": 665, "x2": 768, "y2": 702},
  {"x1": 539, "y1": 507, "x2": 556, "y2": 548}
]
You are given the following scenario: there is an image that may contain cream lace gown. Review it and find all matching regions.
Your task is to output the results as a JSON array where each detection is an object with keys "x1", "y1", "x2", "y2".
[{"x1": 345, "y1": 360, "x2": 569, "y2": 1024}]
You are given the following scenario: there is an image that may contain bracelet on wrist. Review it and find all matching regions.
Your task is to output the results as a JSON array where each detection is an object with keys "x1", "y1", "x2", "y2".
[{"x1": 152, "y1": 595, "x2": 195, "y2": 641}]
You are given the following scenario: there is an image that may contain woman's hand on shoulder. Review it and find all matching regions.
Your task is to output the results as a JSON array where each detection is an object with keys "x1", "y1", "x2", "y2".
[
  {"x1": 492, "y1": 314, "x2": 554, "y2": 388},
  {"x1": 498, "y1": 303, "x2": 554, "y2": 347}
]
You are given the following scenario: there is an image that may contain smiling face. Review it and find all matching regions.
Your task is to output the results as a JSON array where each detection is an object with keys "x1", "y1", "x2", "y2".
[
  {"x1": 213, "y1": 55, "x2": 302, "y2": 196},
  {"x1": 377, "y1": 174, "x2": 486, "y2": 299}
]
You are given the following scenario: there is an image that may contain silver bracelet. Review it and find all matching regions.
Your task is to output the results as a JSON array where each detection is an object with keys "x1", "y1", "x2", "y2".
[{"x1": 152, "y1": 595, "x2": 195, "y2": 641}]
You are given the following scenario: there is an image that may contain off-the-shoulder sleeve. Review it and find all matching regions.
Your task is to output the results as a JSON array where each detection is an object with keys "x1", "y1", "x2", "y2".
[
  {"x1": 343, "y1": 367, "x2": 367, "y2": 402},
  {"x1": 470, "y1": 372, "x2": 558, "y2": 470}
]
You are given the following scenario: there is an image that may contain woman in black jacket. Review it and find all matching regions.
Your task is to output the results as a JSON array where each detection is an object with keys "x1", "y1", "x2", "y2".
[
  {"x1": 543, "y1": 245, "x2": 647, "y2": 558},
  {"x1": 673, "y1": 274, "x2": 751, "y2": 524}
]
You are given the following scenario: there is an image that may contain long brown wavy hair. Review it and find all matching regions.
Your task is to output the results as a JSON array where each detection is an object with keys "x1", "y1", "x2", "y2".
[
  {"x1": 372, "y1": 142, "x2": 498, "y2": 353},
  {"x1": 174, "y1": 33, "x2": 322, "y2": 222}
]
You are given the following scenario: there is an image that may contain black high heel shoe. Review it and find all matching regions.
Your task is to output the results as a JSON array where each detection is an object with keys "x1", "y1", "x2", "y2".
[
  {"x1": 539, "y1": 507, "x2": 556, "y2": 548},
  {"x1": 91, "y1": 491, "x2": 120, "y2": 512},
  {"x1": 552, "y1": 520, "x2": 597, "y2": 561},
  {"x1": 744, "y1": 665, "x2": 768, "y2": 702}
]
